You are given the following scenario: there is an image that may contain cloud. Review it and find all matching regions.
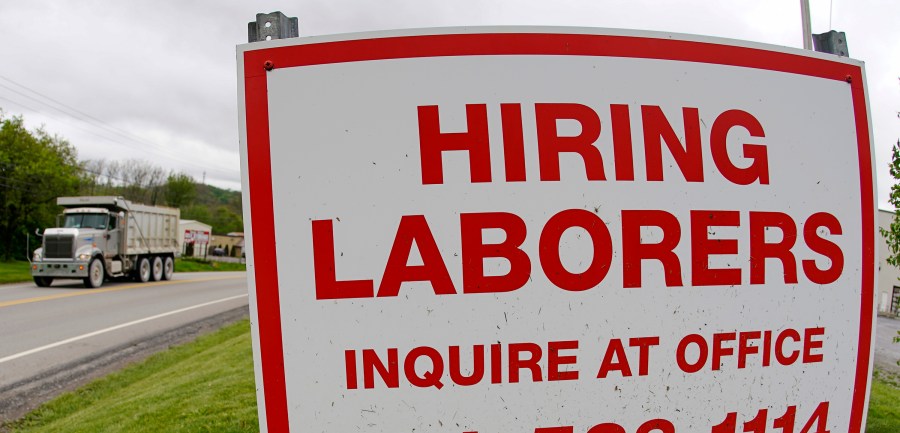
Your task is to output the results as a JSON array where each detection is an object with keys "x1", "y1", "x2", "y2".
[{"x1": 0, "y1": 0, "x2": 896, "y2": 201}]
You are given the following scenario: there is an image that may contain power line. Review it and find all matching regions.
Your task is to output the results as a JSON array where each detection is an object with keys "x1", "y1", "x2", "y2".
[
  {"x1": 0, "y1": 181, "x2": 45, "y2": 196},
  {"x1": 0, "y1": 96, "x2": 176, "y2": 189},
  {"x1": 0, "y1": 182, "x2": 25, "y2": 191},
  {"x1": 0, "y1": 115, "x2": 194, "y2": 190},
  {"x1": 0, "y1": 76, "x2": 150, "y2": 145},
  {"x1": 0, "y1": 147, "x2": 179, "y2": 191},
  {"x1": 0, "y1": 82, "x2": 140, "y2": 148},
  {"x1": 0, "y1": 95, "x2": 42, "y2": 116},
  {"x1": 0, "y1": 76, "x2": 204, "y2": 166},
  {"x1": 0, "y1": 94, "x2": 151, "y2": 151},
  {"x1": 77, "y1": 164, "x2": 178, "y2": 190},
  {"x1": 0, "y1": 75, "x2": 237, "y2": 177},
  {"x1": 0, "y1": 174, "x2": 32, "y2": 187},
  {"x1": 1, "y1": 162, "x2": 150, "y2": 191}
]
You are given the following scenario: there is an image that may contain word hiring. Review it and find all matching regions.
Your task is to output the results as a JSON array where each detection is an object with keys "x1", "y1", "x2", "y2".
[
  {"x1": 417, "y1": 103, "x2": 770, "y2": 185},
  {"x1": 312, "y1": 209, "x2": 843, "y2": 299}
]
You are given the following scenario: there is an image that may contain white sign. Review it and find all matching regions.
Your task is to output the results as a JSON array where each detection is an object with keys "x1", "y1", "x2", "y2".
[{"x1": 238, "y1": 28, "x2": 875, "y2": 433}]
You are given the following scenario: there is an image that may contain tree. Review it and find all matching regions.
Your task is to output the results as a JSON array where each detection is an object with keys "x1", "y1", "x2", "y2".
[
  {"x1": 210, "y1": 205, "x2": 242, "y2": 234},
  {"x1": 883, "y1": 79, "x2": 900, "y2": 357},
  {"x1": 0, "y1": 112, "x2": 82, "y2": 260},
  {"x1": 116, "y1": 159, "x2": 166, "y2": 205},
  {"x1": 182, "y1": 204, "x2": 212, "y2": 225},
  {"x1": 164, "y1": 172, "x2": 196, "y2": 209},
  {"x1": 881, "y1": 77, "x2": 900, "y2": 266},
  {"x1": 881, "y1": 142, "x2": 900, "y2": 267}
]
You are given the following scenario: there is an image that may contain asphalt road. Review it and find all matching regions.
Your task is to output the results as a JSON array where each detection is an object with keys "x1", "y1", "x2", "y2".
[{"x1": 0, "y1": 271, "x2": 248, "y2": 422}]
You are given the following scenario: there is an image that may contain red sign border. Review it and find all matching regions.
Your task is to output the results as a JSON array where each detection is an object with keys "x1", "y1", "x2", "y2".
[{"x1": 241, "y1": 31, "x2": 874, "y2": 433}]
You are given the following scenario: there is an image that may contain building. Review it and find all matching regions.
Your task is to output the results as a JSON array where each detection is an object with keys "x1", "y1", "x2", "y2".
[
  {"x1": 178, "y1": 220, "x2": 213, "y2": 259},
  {"x1": 210, "y1": 232, "x2": 244, "y2": 258},
  {"x1": 878, "y1": 209, "x2": 900, "y2": 315}
]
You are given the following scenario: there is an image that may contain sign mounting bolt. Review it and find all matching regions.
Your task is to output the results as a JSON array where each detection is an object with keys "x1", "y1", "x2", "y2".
[
  {"x1": 264, "y1": 60, "x2": 275, "y2": 71},
  {"x1": 845, "y1": 75, "x2": 852, "y2": 83}
]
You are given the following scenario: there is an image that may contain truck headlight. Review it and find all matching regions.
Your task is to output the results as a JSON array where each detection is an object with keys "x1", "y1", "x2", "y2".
[
  {"x1": 78, "y1": 253, "x2": 90, "y2": 261},
  {"x1": 32, "y1": 252, "x2": 42, "y2": 262}
]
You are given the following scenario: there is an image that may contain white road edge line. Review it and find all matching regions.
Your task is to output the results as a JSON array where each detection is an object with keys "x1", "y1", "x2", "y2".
[{"x1": 0, "y1": 294, "x2": 249, "y2": 365}]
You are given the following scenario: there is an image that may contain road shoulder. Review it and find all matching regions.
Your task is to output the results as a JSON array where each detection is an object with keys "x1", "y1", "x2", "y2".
[{"x1": 0, "y1": 305, "x2": 248, "y2": 426}]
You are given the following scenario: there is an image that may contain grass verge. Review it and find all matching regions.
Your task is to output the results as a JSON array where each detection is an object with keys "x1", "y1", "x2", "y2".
[
  {"x1": 0, "y1": 261, "x2": 31, "y2": 284},
  {"x1": 867, "y1": 369, "x2": 900, "y2": 433},
  {"x1": 4, "y1": 320, "x2": 258, "y2": 433},
  {"x1": 0, "y1": 258, "x2": 245, "y2": 285},
  {"x1": 175, "y1": 258, "x2": 246, "y2": 272}
]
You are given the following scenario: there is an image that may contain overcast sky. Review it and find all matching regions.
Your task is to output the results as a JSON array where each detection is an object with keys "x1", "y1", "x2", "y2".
[{"x1": 0, "y1": 0, "x2": 897, "y2": 207}]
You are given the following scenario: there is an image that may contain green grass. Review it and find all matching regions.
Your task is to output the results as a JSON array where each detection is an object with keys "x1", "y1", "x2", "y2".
[
  {"x1": 0, "y1": 258, "x2": 244, "y2": 285},
  {"x1": 0, "y1": 261, "x2": 32, "y2": 284},
  {"x1": 867, "y1": 370, "x2": 900, "y2": 433},
  {"x1": 5, "y1": 320, "x2": 259, "y2": 433},
  {"x1": 175, "y1": 258, "x2": 246, "y2": 272}
]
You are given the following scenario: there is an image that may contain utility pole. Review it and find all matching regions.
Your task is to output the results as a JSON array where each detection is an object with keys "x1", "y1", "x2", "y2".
[{"x1": 800, "y1": 0, "x2": 813, "y2": 50}]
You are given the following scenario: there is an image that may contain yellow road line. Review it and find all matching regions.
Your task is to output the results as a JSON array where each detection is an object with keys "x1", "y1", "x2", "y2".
[{"x1": 0, "y1": 275, "x2": 244, "y2": 309}]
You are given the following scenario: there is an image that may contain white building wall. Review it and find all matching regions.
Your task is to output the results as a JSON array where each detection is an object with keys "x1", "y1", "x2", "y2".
[{"x1": 177, "y1": 220, "x2": 213, "y2": 258}]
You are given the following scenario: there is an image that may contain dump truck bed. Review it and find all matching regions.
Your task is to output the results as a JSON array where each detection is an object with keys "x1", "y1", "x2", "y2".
[{"x1": 57, "y1": 196, "x2": 180, "y2": 256}]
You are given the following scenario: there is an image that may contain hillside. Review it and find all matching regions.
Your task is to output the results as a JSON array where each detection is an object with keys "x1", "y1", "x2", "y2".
[{"x1": 181, "y1": 184, "x2": 243, "y2": 235}]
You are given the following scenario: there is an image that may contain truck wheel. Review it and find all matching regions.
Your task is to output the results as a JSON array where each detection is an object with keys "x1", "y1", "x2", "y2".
[
  {"x1": 162, "y1": 256, "x2": 174, "y2": 280},
  {"x1": 136, "y1": 257, "x2": 151, "y2": 283},
  {"x1": 151, "y1": 256, "x2": 164, "y2": 281},
  {"x1": 34, "y1": 277, "x2": 53, "y2": 287},
  {"x1": 83, "y1": 258, "x2": 105, "y2": 288}
]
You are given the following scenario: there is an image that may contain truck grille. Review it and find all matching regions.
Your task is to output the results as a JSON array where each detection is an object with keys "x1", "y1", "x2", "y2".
[{"x1": 44, "y1": 234, "x2": 74, "y2": 259}]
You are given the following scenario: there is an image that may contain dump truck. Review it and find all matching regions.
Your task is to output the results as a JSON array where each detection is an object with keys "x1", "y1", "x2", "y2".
[{"x1": 31, "y1": 196, "x2": 180, "y2": 288}]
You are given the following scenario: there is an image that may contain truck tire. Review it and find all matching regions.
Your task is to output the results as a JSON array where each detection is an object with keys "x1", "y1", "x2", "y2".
[
  {"x1": 151, "y1": 256, "x2": 163, "y2": 281},
  {"x1": 34, "y1": 277, "x2": 53, "y2": 287},
  {"x1": 162, "y1": 256, "x2": 174, "y2": 281},
  {"x1": 84, "y1": 257, "x2": 105, "y2": 288},
  {"x1": 135, "y1": 257, "x2": 151, "y2": 283}
]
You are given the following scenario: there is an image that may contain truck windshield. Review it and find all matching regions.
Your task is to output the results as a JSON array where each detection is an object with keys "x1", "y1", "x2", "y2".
[{"x1": 64, "y1": 213, "x2": 108, "y2": 229}]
